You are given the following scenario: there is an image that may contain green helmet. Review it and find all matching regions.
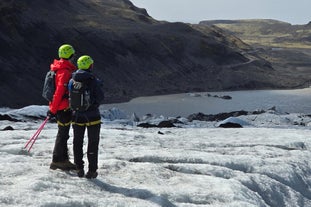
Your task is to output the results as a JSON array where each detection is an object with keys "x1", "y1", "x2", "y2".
[
  {"x1": 58, "y1": 44, "x2": 75, "y2": 59},
  {"x1": 77, "y1": 55, "x2": 94, "y2": 70}
]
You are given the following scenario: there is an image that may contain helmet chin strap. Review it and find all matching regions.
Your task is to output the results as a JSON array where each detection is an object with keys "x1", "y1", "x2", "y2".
[{"x1": 69, "y1": 54, "x2": 76, "y2": 63}]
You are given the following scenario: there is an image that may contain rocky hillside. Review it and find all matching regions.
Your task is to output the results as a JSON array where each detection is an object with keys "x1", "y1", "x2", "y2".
[
  {"x1": 200, "y1": 19, "x2": 311, "y2": 48},
  {"x1": 0, "y1": 1, "x2": 299, "y2": 108},
  {"x1": 200, "y1": 19, "x2": 311, "y2": 88}
]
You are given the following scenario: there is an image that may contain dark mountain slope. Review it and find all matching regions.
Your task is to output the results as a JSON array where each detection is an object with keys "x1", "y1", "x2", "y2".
[{"x1": 0, "y1": 1, "x2": 287, "y2": 108}]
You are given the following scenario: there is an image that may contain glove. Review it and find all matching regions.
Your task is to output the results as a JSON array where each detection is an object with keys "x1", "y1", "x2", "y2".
[{"x1": 47, "y1": 110, "x2": 56, "y2": 119}]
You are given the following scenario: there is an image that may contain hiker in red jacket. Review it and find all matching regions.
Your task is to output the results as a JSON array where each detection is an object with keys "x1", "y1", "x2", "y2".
[{"x1": 47, "y1": 44, "x2": 77, "y2": 171}]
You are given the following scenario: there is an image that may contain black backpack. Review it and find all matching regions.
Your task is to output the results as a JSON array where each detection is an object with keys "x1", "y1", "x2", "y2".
[
  {"x1": 68, "y1": 79, "x2": 91, "y2": 112},
  {"x1": 42, "y1": 70, "x2": 56, "y2": 102}
]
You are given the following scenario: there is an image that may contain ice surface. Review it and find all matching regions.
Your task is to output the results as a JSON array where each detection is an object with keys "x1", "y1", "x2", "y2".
[{"x1": 0, "y1": 89, "x2": 311, "y2": 206}]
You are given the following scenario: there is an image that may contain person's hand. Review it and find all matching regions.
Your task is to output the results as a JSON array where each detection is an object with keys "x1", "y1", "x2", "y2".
[{"x1": 47, "y1": 110, "x2": 55, "y2": 119}]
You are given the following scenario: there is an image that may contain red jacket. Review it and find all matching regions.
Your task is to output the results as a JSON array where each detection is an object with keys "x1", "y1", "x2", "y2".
[{"x1": 49, "y1": 59, "x2": 77, "y2": 114}]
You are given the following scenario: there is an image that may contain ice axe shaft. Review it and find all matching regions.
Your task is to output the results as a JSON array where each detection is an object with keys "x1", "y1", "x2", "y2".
[{"x1": 24, "y1": 116, "x2": 49, "y2": 152}]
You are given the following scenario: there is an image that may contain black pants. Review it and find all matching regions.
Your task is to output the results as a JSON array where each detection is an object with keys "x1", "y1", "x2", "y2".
[
  {"x1": 73, "y1": 124, "x2": 100, "y2": 172},
  {"x1": 52, "y1": 110, "x2": 72, "y2": 162}
]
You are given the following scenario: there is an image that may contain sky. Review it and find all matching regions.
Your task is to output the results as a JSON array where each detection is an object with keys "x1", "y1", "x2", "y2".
[{"x1": 131, "y1": 0, "x2": 311, "y2": 25}]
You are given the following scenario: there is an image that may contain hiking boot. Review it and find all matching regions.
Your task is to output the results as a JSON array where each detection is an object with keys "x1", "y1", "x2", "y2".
[
  {"x1": 77, "y1": 169, "x2": 85, "y2": 178},
  {"x1": 63, "y1": 160, "x2": 76, "y2": 170},
  {"x1": 50, "y1": 162, "x2": 70, "y2": 171},
  {"x1": 85, "y1": 171, "x2": 98, "y2": 179},
  {"x1": 50, "y1": 160, "x2": 76, "y2": 171}
]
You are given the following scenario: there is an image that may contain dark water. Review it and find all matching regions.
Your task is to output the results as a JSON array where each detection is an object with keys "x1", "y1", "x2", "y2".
[{"x1": 101, "y1": 88, "x2": 311, "y2": 117}]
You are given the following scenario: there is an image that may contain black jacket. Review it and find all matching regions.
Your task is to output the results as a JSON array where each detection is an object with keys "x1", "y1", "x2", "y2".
[{"x1": 71, "y1": 69, "x2": 104, "y2": 123}]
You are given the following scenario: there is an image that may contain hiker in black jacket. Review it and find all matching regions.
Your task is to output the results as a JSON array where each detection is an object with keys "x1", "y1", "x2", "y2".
[{"x1": 69, "y1": 55, "x2": 104, "y2": 179}]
